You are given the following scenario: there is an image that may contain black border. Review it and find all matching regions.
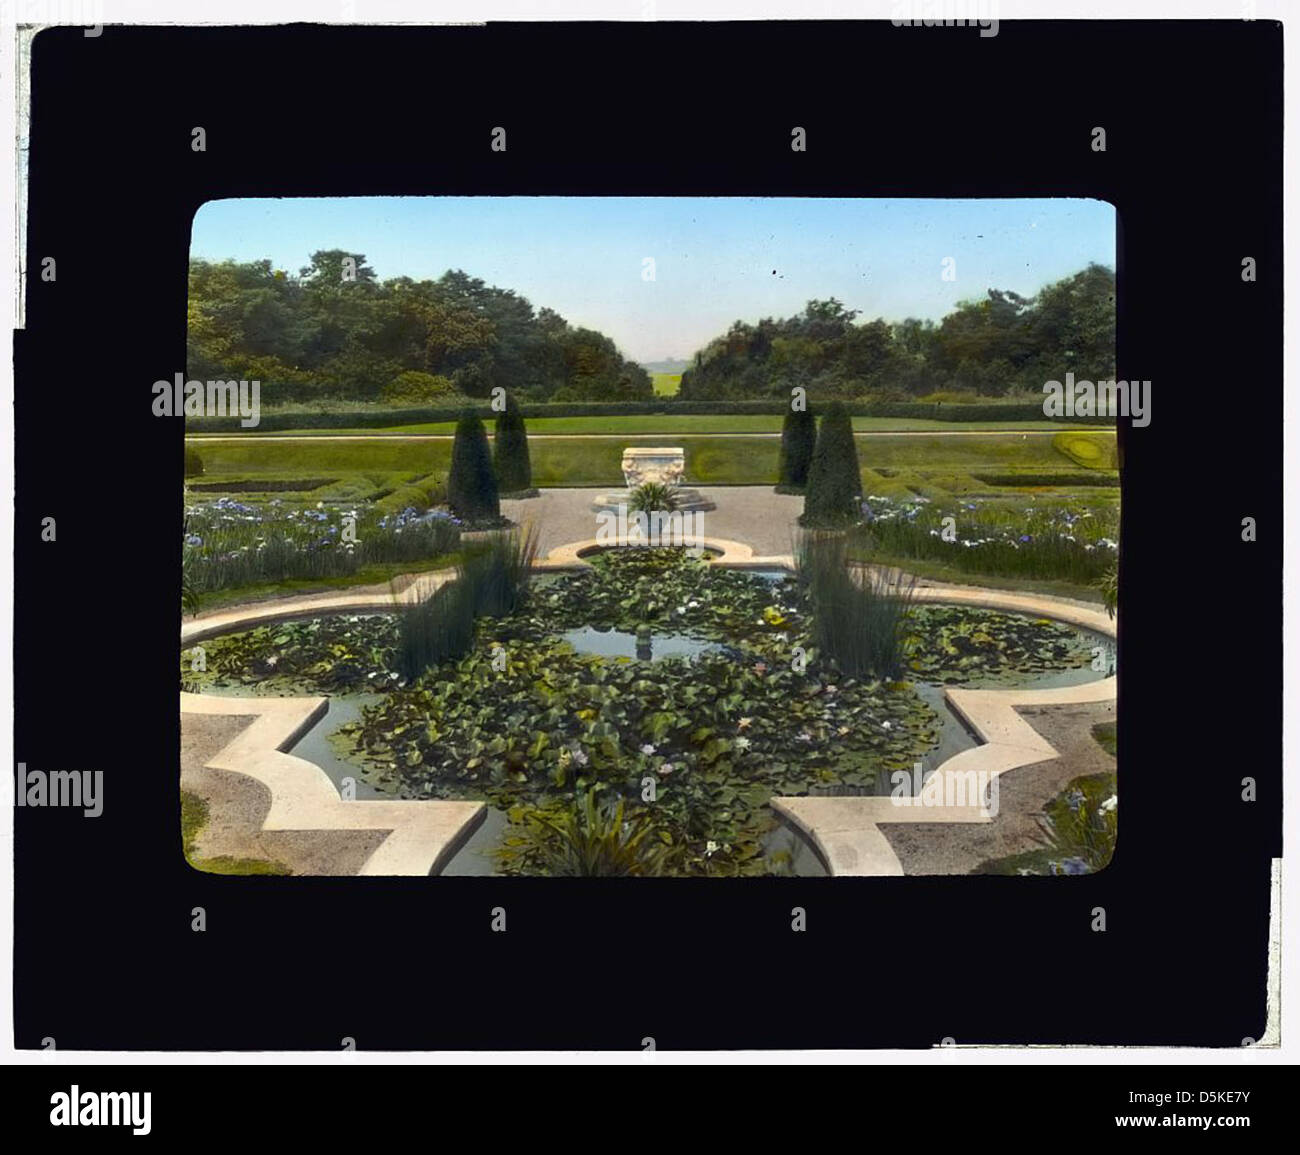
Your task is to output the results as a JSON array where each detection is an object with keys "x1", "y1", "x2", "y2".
[{"x1": 14, "y1": 20, "x2": 1282, "y2": 1050}]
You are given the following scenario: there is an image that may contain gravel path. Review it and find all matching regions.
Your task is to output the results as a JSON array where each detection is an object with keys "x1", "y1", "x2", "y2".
[
  {"x1": 181, "y1": 712, "x2": 386, "y2": 876},
  {"x1": 503, "y1": 486, "x2": 806, "y2": 559},
  {"x1": 882, "y1": 699, "x2": 1118, "y2": 875}
]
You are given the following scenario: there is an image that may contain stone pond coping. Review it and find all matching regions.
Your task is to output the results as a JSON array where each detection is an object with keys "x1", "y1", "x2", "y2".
[
  {"x1": 538, "y1": 536, "x2": 771, "y2": 569},
  {"x1": 181, "y1": 568, "x2": 457, "y2": 646},
  {"x1": 181, "y1": 556, "x2": 1116, "y2": 878},
  {"x1": 771, "y1": 589, "x2": 1117, "y2": 877}
]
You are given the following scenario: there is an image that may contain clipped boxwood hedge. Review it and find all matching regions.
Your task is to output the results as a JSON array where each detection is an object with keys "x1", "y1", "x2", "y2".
[{"x1": 184, "y1": 398, "x2": 1118, "y2": 432}]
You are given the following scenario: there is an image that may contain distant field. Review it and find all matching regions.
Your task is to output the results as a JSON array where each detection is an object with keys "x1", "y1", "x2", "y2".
[
  {"x1": 651, "y1": 373, "x2": 682, "y2": 397},
  {"x1": 201, "y1": 415, "x2": 1096, "y2": 437},
  {"x1": 188, "y1": 430, "x2": 1118, "y2": 497}
]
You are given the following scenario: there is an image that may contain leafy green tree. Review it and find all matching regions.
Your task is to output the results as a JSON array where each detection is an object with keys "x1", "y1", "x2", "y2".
[
  {"x1": 383, "y1": 370, "x2": 461, "y2": 404},
  {"x1": 802, "y1": 402, "x2": 862, "y2": 526},
  {"x1": 493, "y1": 394, "x2": 533, "y2": 494},
  {"x1": 447, "y1": 411, "x2": 500, "y2": 521},
  {"x1": 777, "y1": 407, "x2": 817, "y2": 490}
]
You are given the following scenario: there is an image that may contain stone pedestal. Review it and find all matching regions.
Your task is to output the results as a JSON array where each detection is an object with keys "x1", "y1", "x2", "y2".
[{"x1": 592, "y1": 446, "x2": 715, "y2": 513}]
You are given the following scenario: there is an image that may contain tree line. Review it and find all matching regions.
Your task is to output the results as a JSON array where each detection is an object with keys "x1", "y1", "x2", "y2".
[
  {"x1": 678, "y1": 264, "x2": 1116, "y2": 401},
  {"x1": 187, "y1": 250, "x2": 654, "y2": 406},
  {"x1": 189, "y1": 251, "x2": 1113, "y2": 406}
]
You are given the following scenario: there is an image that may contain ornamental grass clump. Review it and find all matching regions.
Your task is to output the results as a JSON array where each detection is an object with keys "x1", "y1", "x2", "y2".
[
  {"x1": 394, "y1": 577, "x2": 477, "y2": 680},
  {"x1": 394, "y1": 525, "x2": 538, "y2": 677},
  {"x1": 460, "y1": 524, "x2": 539, "y2": 618},
  {"x1": 796, "y1": 532, "x2": 915, "y2": 680}
]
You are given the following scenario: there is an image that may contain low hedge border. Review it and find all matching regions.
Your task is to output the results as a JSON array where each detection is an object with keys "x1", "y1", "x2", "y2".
[{"x1": 185, "y1": 399, "x2": 1119, "y2": 433}]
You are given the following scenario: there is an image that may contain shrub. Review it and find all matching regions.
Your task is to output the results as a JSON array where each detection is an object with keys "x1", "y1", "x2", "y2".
[
  {"x1": 777, "y1": 407, "x2": 816, "y2": 489},
  {"x1": 184, "y1": 446, "x2": 204, "y2": 477},
  {"x1": 382, "y1": 370, "x2": 462, "y2": 405},
  {"x1": 801, "y1": 402, "x2": 862, "y2": 526},
  {"x1": 627, "y1": 481, "x2": 679, "y2": 514},
  {"x1": 446, "y1": 410, "x2": 500, "y2": 521},
  {"x1": 373, "y1": 473, "x2": 447, "y2": 516},
  {"x1": 493, "y1": 394, "x2": 533, "y2": 494}
]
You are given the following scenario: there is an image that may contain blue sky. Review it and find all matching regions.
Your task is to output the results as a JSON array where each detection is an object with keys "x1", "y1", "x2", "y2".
[{"x1": 191, "y1": 196, "x2": 1115, "y2": 364}]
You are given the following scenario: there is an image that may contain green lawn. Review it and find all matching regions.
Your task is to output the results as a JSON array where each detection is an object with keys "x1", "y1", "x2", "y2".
[
  {"x1": 188, "y1": 430, "x2": 1117, "y2": 493},
  {"x1": 651, "y1": 373, "x2": 682, "y2": 397}
]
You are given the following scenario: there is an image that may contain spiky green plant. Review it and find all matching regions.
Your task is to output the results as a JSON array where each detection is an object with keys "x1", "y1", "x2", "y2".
[
  {"x1": 494, "y1": 791, "x2": 678, "y2": 877},
  {"x1": 392, "y1": 525, "x2": 538, "y2": 678},
  {"x1": 393, "y1": 577, "x2": 477, "y2": 679},
  {"x1": 627, "y1": 481, "x2": 679, "y2": 514},
  {"x1": 1098, "y1": 561, "x2": 1118, "y2": 619},
  {"x1": 796, "y1": 531, "x2": 915, "y2": 679},
  {"x1": 460, "y1": 524, "x2": 539, "y2": 618}
]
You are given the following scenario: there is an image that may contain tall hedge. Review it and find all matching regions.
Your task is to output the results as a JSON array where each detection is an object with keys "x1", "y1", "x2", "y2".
[
  {"x1": 802, "y1": 402, "x2": 862, "y2": 526},
  {"x1": 447, "y1": 410, "x2": 500, "y2": 521},
  {"x1": 777, "y1": 407, "x2": 817, "y2": 489},
  {"x1": 493, "y1": 394, "x2": 533, "y2": 494},
  {"x1": 184, "y1": 399, "x2": 1115, "y2": 434}
]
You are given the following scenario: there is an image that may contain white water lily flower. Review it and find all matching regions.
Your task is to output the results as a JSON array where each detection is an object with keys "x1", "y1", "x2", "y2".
[
  {"x1": 735, "y1": 736, "x2": 751, "y2": 750},
  {"x1": 881, "y1": 720, "x2": 892, "y2": 731},
  {"x1": 1099, "y1": 795, "x2": 1117, "y2": 813},
  {"x1": 705, "y1": 840, "x2": 719, "y2": 856},
  {"x1": 640, "y1": 743, "x2": 656, "y2": 756}
]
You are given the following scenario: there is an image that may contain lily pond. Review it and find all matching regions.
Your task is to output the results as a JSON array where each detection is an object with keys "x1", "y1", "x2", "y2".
[{"x1": 182, "y1": 548, "x2": 1115, "y2": 877}]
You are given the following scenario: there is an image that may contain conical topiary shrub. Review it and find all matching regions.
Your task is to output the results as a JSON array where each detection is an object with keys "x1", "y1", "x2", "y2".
[
  {"x1": 493, "y1": 394, "x2": 533, "y2": 495},
  {"x1": 801, "y1": 401, "x2": 862, "y2": 526},
  {"x1": 447, "y1": 410, "x2": 500, "y2": 522},
  {"x1": 777, "y1": 407, "x2": 816, "y2": 491}
]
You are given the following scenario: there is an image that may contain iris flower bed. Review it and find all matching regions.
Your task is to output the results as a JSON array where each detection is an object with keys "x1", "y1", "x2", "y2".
[
  {"x1": 850, "y1": 494, "x2": 1119, "y2": 586},
  {"x1": 182, "y1": 497, "x2": 461, "y2": 595},
  {"x1": 183, "y1": 548, "x2": 1098, "y2": 877}
]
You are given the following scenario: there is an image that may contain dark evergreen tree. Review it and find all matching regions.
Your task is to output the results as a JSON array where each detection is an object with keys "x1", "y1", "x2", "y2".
[
  {"x1": 777, "y1": 407, "x2": 816, "y2": 490},
  {"x1": 801, "y1": 402, "x2": 862, "y2": 526},
  {"x1": 447, "y1": 410, "x2": 500, "y2": 521},
  {"x1": 493, "y1": 394, "x2": 533, "y2": 494}
]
